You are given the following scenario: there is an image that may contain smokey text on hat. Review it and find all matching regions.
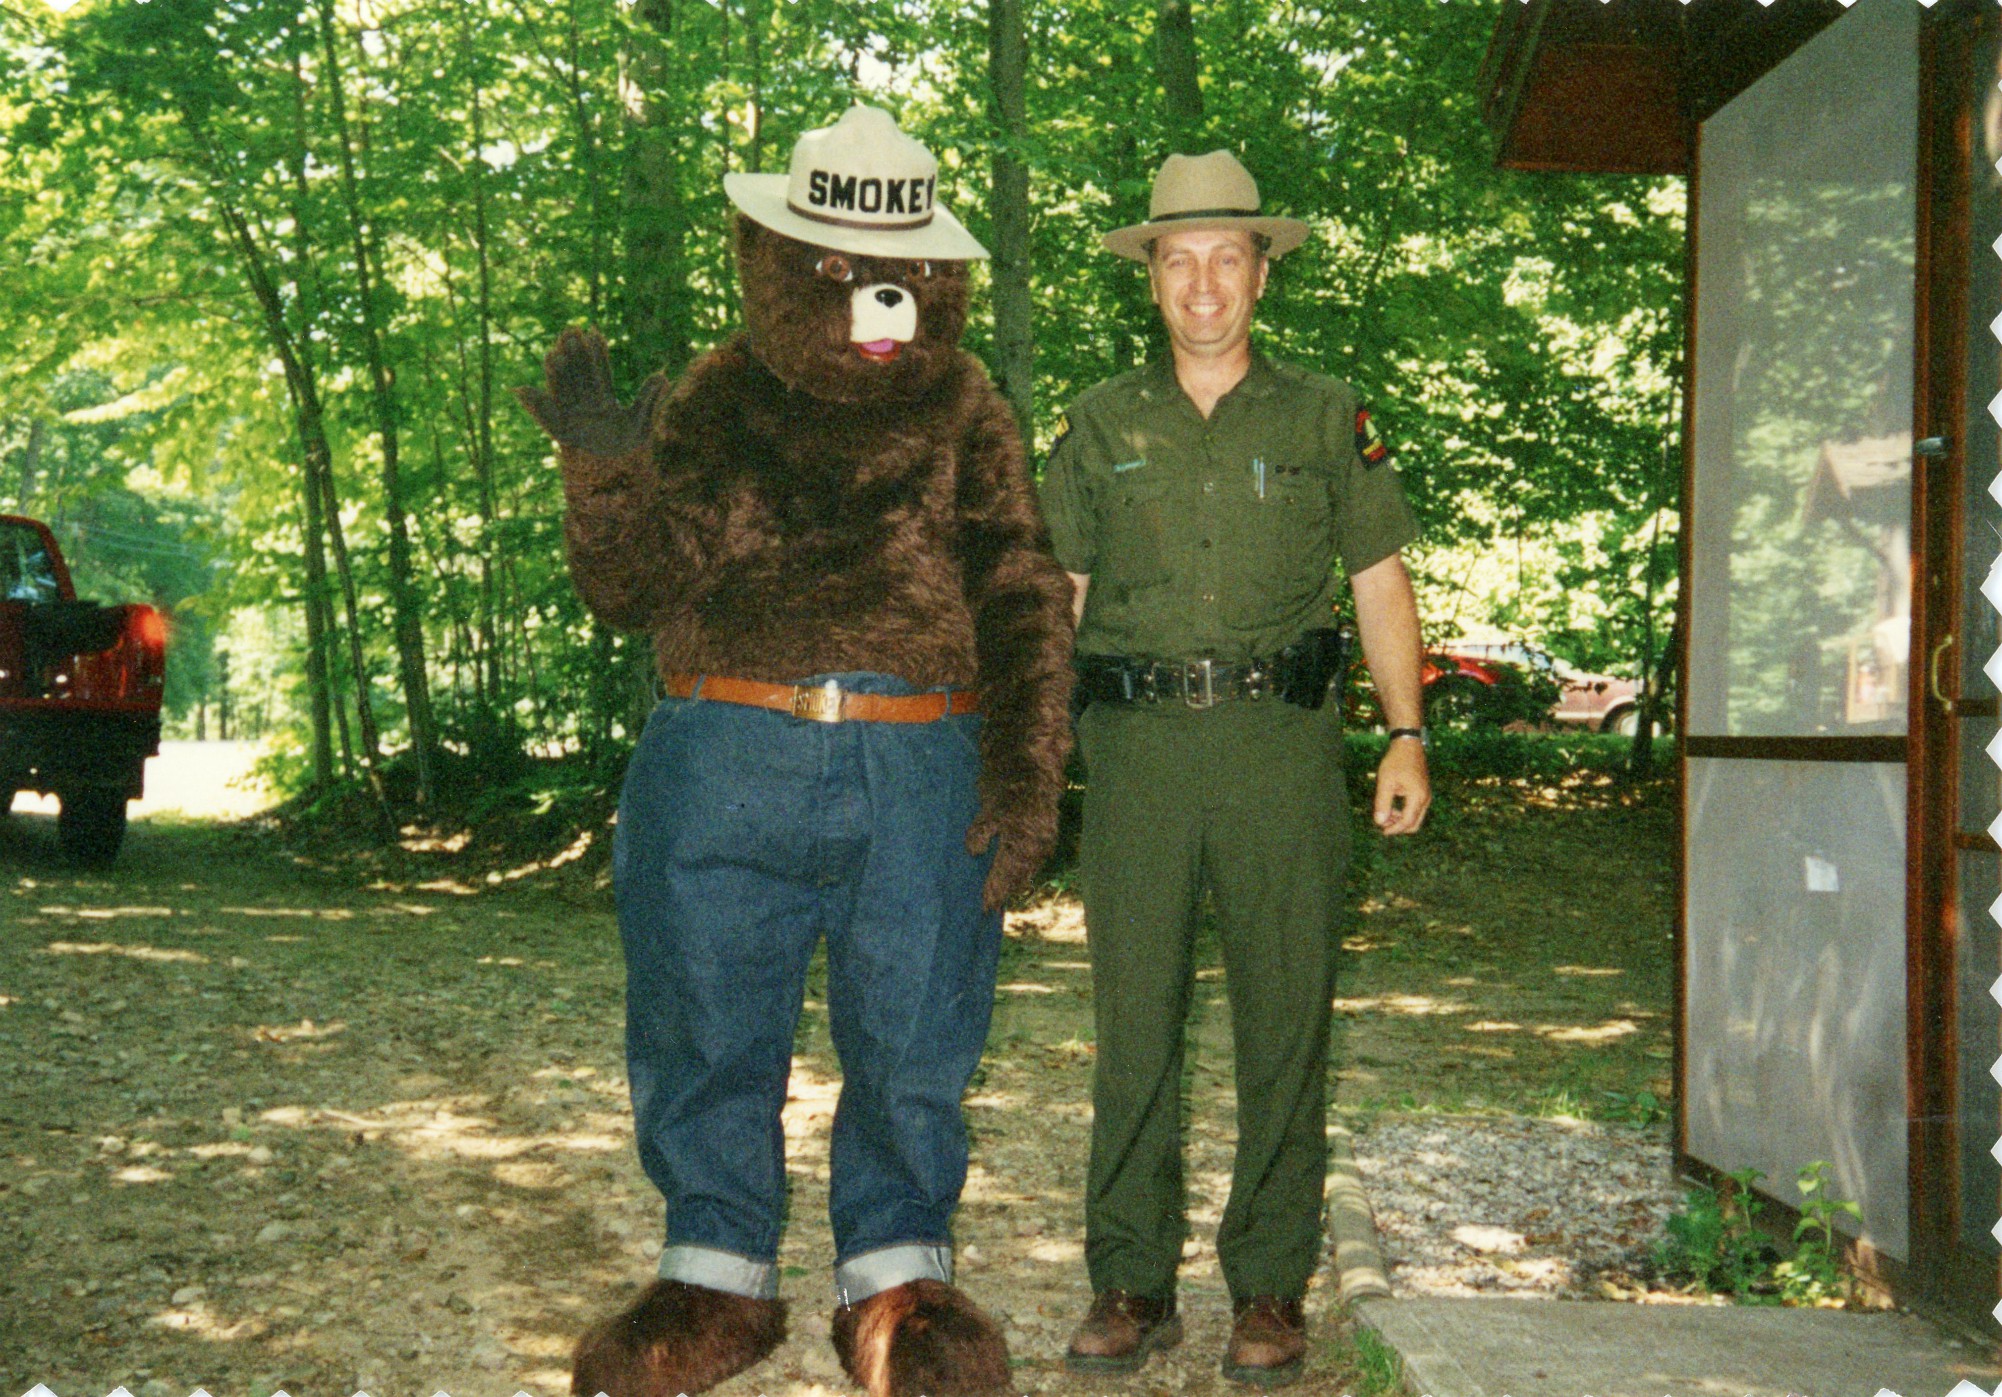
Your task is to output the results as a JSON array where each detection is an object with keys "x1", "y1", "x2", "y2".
[{"x1": 804, "y1": 171, "x2": 936, "y2": 222}]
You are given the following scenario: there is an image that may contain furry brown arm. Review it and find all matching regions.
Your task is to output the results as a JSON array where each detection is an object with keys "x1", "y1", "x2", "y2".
[
  {"x1": 513, "y1": 327, "x2": 674, "y2": 631},
  {"x1": 955, "y1": 372, "x2": 1078, "y2": 911}
]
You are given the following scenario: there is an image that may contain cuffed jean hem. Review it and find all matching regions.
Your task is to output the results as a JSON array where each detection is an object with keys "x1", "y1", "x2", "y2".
[
  {"x1": 658, "y1": 1243, "x2": 780, "y2": 1301},
  {"x1": 833, "y1": 1242, "x2": 953, "y2": 1306}
]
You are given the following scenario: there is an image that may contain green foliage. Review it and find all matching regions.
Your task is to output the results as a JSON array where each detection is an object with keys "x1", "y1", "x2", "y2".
[
  {"x1": 1345, "y1": 728, "x2": 1650, "y2": 784},
  {"x1": 1653, "y1": 1161, "x2": 1862, "y2": 1306},
  {"x1": 1526, "y1": 1084, "x2": 1664, "y2": 1128},
  {"x1": 1654, "y1": 1166, "x2": 1779, "y2": 1300},
  {"x1": 1773, "y1": 1160, "x2": 1863, "y2": 1306},
  {"x1": 1349, "y1": 1321, "x2": 1409, "y2": 1397},
  {"x1": 1597, "y1": 1088, "x2": 1665, "y2": 1128},
  {"x1": 1, "y1": 0, "x2": 1685, "y2": 794}
]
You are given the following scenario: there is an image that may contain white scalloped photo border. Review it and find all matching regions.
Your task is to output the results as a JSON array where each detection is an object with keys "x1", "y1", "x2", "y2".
[
  {"x1": 10, "y1": 3, "x2": 1999, "y2": 1397},
  {"x1": 1987, "y1": 20, "x2": 2002, "y2": 1364},
  {"x1": 14, "y1": 1388, "x2": 558, "y2": 1397}
]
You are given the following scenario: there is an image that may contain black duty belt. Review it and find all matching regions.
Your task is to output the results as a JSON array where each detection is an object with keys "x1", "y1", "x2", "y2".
[{"x1": 1076, "y1": 628, "x2": 1351, "y2": 711}]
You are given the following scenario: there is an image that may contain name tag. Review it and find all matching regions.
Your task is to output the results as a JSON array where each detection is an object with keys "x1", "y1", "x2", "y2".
[{"x1": 1112, "y1": 458, "x2": 1145, "y2": 474}]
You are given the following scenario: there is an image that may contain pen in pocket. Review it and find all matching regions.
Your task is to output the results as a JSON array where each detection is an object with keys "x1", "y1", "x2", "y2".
[{"x1": 1254, "y1": 457, "x2": 1266, "y2": 499}]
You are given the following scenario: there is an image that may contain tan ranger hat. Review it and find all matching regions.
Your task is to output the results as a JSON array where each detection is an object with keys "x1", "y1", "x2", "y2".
[
  {"x1": 725, "y1": 104, "x2": 989, "y2": 261},
  {"x1": 1103, "y1": 150, "x2": 1309, "y2": 261}
]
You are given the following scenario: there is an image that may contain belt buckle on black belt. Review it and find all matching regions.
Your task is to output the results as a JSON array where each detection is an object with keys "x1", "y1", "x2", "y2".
[{"x1": 1183, "y1": 658, "x2": 1217, "y2": 709}]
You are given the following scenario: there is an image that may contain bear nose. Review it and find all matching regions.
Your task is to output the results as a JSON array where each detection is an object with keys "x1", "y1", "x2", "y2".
[{"x1": 875, "y1": 288, "x2": 905, "y2": 309}]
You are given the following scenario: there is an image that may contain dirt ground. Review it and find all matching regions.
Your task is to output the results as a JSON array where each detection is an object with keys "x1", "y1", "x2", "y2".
[{"x1": 0, "y1": 742, "x2": 1675, "y2": 1397}]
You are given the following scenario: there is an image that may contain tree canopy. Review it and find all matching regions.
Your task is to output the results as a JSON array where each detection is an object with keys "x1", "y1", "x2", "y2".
[{"x1": 0, "y1": 0, "x2": 1684, "y2": 796}]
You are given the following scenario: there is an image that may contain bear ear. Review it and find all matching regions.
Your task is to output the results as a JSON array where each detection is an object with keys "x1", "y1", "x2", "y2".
[{"x1": 735, "y1": 212, "x2": 820, "y2": 280}]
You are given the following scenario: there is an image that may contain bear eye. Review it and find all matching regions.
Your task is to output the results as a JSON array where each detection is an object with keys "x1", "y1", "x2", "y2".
[
  {"x1": 914, "y1": 260, "x2": 934, "y2": 279},
  {"x1": 815, "y1": 254, "x2": 854, "y2": 284}
]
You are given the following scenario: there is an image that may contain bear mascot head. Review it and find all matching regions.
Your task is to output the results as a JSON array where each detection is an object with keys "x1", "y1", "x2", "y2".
[{"x1": 728, "y1": 104, "x2": 980, "y2": 407}]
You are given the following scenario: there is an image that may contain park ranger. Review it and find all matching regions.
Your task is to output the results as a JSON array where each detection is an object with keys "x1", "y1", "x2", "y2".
[{"x1": 1040, "y1": 150, "x2": 1431, "y2": 1388}]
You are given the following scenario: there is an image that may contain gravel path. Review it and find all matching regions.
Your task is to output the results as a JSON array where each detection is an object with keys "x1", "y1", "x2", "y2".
[{"x1": 1349, "y1": 1114, "x2": 1684, "y2": 1300}]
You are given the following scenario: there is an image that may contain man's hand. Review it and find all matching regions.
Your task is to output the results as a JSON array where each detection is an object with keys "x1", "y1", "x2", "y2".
[
  {"x1": 513, "y1": 326, "x2": 666, "y2": 458},
  {"x1": 1373, "y1": 738, "x2": 1430, "y2": 835},
  {"x1": 1351, "y1": 551, "x2": 1429, "y2": 836}
]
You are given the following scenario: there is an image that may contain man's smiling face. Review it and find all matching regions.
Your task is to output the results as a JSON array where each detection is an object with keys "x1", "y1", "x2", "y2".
[{"x1": 1147, "y1": 228, "x2": 1268, "y2": 361}]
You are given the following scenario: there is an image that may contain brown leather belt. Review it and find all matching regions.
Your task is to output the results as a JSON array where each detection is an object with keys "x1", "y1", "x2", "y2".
[{"x1": 664, "y1": 673, "x2": 979, "y2": 724}]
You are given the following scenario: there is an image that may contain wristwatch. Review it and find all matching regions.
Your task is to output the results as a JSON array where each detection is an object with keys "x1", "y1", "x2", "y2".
[{"x1": 1385, "y1": 726, "x2": 1430, "y2": 750}]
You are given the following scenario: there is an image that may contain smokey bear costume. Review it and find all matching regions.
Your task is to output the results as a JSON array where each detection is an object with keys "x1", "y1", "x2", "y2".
[{"x1": 516, "y1": 105, "x2": 1076, "y2": 1397}]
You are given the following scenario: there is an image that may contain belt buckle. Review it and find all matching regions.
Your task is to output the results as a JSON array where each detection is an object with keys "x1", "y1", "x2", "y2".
[
  {"x1": 1184, "y1": 658, "x2": 1216, "y2": 709},
  {"x1": 790, "y1": 679, "x2": 845, "y2": 723}
]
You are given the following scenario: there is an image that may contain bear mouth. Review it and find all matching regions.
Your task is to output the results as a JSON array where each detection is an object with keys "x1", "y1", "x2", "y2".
[{"x1": 854, "y1": 339, "x2": 903, "y2": 363}]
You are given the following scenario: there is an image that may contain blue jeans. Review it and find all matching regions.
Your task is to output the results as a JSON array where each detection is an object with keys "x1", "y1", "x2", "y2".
[{"x1": 614, "y1": 672, "x2": 1002, "y2": 1305}]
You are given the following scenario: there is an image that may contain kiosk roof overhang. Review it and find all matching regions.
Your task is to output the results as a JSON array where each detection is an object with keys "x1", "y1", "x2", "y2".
[{"x1": 1478, "y1": 0, "x2": 1848, "y2": 175}]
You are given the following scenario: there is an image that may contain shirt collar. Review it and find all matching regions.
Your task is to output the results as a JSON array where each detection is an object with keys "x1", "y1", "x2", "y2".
[
  {"x1": 1237, "y1": 346, "x2": 1280, "y2": 399},
  {"x1": 1135, "y1": 343, "x2": 1279, "y2": 404}
]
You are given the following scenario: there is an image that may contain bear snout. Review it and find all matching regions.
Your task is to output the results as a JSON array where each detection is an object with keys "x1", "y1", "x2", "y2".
[{"x1": 850, "y1": 281, "x2": 919, "y2": 351}]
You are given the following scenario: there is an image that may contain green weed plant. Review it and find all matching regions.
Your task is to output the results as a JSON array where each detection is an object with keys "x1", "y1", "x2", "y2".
[
  {"x1": 1654, "y1": 1165, "x2": 1777, "y2": 1299},
  {"x1": 1772, "y1": 1160, "x2": 1862, "y2": 1307},
  {"x1": 1653, "y1": 1161, "x2": 1860, "y2": 1306}
]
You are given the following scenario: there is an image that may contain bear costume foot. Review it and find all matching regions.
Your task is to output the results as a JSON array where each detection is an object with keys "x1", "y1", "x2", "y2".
[
  {"x1": 571, "y1": 1278, "x2": 786, "y2": 1397},
  {"x1": 831, "y1": 1279, "x2": 1012, "y2": 1397}
]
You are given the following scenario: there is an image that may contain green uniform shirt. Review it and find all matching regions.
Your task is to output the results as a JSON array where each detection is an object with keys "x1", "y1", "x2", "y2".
[{"x1": 1039, "y1": 347, "x2": 1419, "y2": 663}]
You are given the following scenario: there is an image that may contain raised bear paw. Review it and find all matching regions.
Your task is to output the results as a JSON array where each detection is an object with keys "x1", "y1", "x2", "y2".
[
  {"x1": 515, "y1": 326, "x2": 667, "y2": 460},
  {"x1": 570, "y1": 1278, "x2": 786, "y2": 1397},
  {"x1": 831, "y1": 1279, "x2": 1013, "y2": 1397}
]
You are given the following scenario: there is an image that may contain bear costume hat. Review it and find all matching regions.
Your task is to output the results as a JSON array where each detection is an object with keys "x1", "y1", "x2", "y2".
[{"x1": 519, "y1": 104, "x2": 1073, "y2": 1397}]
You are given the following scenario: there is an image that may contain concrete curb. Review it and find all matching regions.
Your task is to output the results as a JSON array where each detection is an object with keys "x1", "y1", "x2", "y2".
[{"x1": 1326, "y1": 1125, "x2": 1393, "y2": 1304}]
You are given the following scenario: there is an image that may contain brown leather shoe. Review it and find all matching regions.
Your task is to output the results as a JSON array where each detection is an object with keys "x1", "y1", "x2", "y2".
[
  {"x1": 1221, "y1": 1294, "x2": 1307, "y2": 1388},
  {"x1": 1063, "y1": 1289, "x2": 1182, "y2": 1374}
]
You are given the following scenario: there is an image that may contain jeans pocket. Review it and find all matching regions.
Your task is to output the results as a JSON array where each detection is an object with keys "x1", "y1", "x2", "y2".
[{"x1": 940, "y1": 711, "x2": 984, "y2": 770}]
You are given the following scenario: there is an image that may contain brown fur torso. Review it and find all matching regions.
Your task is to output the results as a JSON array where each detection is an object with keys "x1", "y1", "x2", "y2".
[
  {"x1": 648, "y1": 333, "x2": 984, "y2": 688},
  {"x1": 522, "y1": 215, "x2": 1076, "y2": 908}
]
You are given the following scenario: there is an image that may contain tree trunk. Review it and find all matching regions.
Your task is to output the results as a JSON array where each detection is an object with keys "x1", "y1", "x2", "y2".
[
  {"x1": 283, "y1": 54, "x2": 336, "y2": 791},
  {"x1": 422, "y1": 415, "x2": 488, "y2": 717},
  {"x1": 590, "y1": 623, "x2": 617, "y2": 751},
  {"x1": 218, "y1": 198, "x2": 339, "y2": 789},
  {"x1": 1109, "y1": 126, "x2": 1150, "y2": 372},
  {"x1": 16, "y1": 418, "x2": 44, "y2": 509},
  {"x1": 317, "y1": 450, "x2": 388, "y2": 776},
  {"x1": 296, "y1": 417, "x2": 338, "y2": 790},
  {"x1": 988, "y1": 0, "x2": 1034, "y2": 447},
  {"x1": 318, "y1": 0, "x2": 441, "y2": 806},
  {"x1": 747, "y1": 0, "x2": 765, "y2": 173},
  {"x1": 563, "y1": 0, "x2": 609, "y2": 319},
  {"x1": 462, "y1": 45, "x2": 506, "y2": 739},
  {"x1": 1156, "y1": 0, "x2": 1204, "y2": 153},
  {"x1": 1628, "y1": 403, "x2": 1680, "y2": 778},
  {"x1": 622, "y1": 0, "x2": 696, "y2": 383}
]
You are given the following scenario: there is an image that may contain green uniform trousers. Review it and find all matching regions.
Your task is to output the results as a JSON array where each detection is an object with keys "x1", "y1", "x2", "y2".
[{"x1": 1076, "y1": 693, "x2": 1351, "y2": 1302}]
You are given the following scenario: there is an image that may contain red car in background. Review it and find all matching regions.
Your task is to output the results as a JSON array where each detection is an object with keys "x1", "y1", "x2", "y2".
[
  {"x1": 1345, "y1": 637, "x2": 1647, "y2": 735},
  {"x1": 0, "y1": 515, "x2": 168, "y2": 862},
  {"x1": 1437, "y1": 639, "x2": 1645, "y2": 735}
]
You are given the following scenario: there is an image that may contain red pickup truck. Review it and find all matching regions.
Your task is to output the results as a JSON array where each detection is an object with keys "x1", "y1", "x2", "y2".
[{"x1": 0, "y1": 515, "x2": 168, "y2": 863}]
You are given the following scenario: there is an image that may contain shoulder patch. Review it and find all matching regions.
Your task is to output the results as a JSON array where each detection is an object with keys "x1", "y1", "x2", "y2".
[
  {"x1": 1046, "y1": 412, "x2": 1071, "y2": 462},
  {"x1": 1354, "y1": 407, "x2": 1392, "y2": 470}
]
